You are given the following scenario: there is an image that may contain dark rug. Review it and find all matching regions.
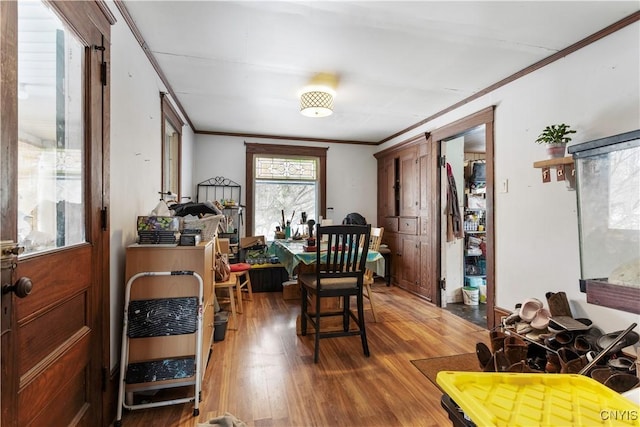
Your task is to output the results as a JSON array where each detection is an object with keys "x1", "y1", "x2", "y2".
[{"x1": 411, "y1": 353, "x2": 479, "y2": 389}]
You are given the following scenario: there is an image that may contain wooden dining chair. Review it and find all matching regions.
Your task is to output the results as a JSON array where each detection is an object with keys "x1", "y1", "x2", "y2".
[
  {"x1": 299, "y1": 224, "x2": 372, "y2": 363},
  {"x1": 362, "y1": 226, "x2": 384, "y2": 322}
]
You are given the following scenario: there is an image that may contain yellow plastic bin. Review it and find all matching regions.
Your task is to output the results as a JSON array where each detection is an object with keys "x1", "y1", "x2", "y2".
[{"x1": 436, "y1": 371, "x2": 640, "y2": 426}]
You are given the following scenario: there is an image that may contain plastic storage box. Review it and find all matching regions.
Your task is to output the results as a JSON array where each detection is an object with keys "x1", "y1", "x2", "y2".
[{"x1": 437, "y1": 372, "x2": 640, "y2": 426}]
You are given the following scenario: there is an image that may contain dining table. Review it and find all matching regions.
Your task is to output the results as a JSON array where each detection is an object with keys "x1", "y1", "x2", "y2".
[{"x1": 268, "y1": 239, "x2": 386, "y2": 279}]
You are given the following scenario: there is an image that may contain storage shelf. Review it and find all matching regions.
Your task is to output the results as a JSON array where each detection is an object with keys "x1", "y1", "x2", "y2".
[{"x1": 532, "y1": 156, "x2": 575, "y2": 189}]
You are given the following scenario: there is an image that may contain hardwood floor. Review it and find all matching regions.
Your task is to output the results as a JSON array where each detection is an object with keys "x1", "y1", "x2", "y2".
[{"x1": 117, "y1": 281, "x2": 490, "y2": 427}]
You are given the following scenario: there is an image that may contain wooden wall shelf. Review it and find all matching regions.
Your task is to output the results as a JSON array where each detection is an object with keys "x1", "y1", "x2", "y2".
[
  {"x1": 533, "y1": 156, "x2": 575, "y2": 188},
  {"x1": 532, "y1": 156, "x2": 574, "y2": 168}
]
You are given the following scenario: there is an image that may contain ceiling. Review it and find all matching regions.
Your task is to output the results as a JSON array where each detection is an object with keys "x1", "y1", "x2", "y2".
[{"x1": 120, "y1": 1, "x2": 638, "y2": 144}]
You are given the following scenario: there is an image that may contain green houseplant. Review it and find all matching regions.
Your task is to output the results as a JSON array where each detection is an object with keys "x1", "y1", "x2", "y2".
[{"x1": 535, "y1": 124, "x2": 577, "y2": 158}]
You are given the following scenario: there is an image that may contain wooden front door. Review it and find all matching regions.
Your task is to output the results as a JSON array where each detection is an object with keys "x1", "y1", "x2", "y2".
[{"x1": 1, "y1": 2, "x2": 110, "y2": 425}]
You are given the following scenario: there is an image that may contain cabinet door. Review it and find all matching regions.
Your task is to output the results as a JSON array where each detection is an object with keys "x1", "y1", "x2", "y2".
[
  {"x1": 399, "y1": 147, "x2": 419, "y2": 217},
  {"x1": 378, "y1": 156, "x2": 396, "y2": 218},
  {"x1": 398, "y1": 234, "x2": 419, "y2": 292}
]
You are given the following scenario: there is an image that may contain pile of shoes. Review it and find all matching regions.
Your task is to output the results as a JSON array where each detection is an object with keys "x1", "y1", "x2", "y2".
[
  {"x1": 477, "y1": 291, "x2": 640, "y2": 394},
  {"x1": 476, "y1": 330, "x2": 546, "y2": 373}
]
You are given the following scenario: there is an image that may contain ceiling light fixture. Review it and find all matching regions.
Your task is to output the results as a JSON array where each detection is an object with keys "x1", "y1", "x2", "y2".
[
  {"x1": 299, "y1": 86, "x2": 335, "y2": 118},
  {"x1": 299, "y1": 73, "x2": 339, "y2": 118}
]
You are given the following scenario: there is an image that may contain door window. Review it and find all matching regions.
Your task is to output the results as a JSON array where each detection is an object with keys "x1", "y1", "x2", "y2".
[{"x1": 18, "y1": 1, "x2": 85, "y2": 254}]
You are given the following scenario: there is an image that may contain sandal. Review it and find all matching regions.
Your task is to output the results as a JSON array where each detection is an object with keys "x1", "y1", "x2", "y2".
[
  {"x1": 519, "y1": 298, "x2": 543, "y2": 322},
  {"x1": 531, "y1": 307, "x2": 551, "y2": 330}
]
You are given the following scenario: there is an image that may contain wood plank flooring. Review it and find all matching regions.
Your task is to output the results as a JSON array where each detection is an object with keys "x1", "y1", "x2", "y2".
[{"x1": 117, "y1": 281, "x2": 490, "y2": 427}]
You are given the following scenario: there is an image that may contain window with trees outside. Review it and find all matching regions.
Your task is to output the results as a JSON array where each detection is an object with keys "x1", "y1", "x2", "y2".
[{"x1": 246, "y1": 143, "x2": 326, "y2": 238}]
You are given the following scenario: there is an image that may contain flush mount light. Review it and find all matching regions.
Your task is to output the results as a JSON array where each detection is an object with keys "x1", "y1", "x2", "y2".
[{"x1": 299, "y1": 86, "x2": 335, "y2": 118}]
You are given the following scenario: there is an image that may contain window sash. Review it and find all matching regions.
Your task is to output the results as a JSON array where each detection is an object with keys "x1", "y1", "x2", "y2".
[{"x1": 245, "y1": 143, "x2": 327, "y2": 235}]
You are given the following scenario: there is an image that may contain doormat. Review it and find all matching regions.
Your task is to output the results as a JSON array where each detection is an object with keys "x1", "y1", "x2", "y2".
[{"x1": 411, "y1": 353, "x2": 479, "y2": 390}]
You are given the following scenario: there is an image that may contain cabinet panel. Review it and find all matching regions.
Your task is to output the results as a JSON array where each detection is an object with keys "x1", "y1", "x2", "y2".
[
  {"x1": 398, "y1": 234, "x2": 419, "y2": 292},
  {"x1": 419, "y1": 153, "x2": 430, "y2": 217},
  {"x1": 383, "y1": 156, "x2": 396, "y2": 218},
  {"x1": 202, "y1": 302, "x2": 215, "y2": 366},
  {"x1": 383, "y1": 217, "x2": 399, "y2": 233},
  {"x1": 398, "y1": 217, "x2": 417, "y2": 234},
  {"x1": 419, "y1": 217, "x2": 429, "y2": 235},
  {"x1": 399, "y1": 147, "x2": 418, "y2": 217}
]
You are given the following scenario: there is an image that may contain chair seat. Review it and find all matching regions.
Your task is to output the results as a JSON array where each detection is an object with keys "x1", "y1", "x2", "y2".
[
  {"x1": 230, "y1": 262, "x2": 251, "y2": 272},
  {"x1": 299, "y1": 273, "x2": 358, "y2": 290}
]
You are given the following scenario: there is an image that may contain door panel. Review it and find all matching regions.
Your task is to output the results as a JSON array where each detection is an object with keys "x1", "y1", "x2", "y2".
[
  {"x1": 18, "y1": 331, "x2": 90, "y2": 426},
  {"x1": 16, "y1": 246, "x2": 91, "y2": 376},
  {"x1": 15, "y1": 246, "x2": 91, "y2": 320},
  {"x1": 1, "y1": 1, "x2": 110, "y2": 426}
]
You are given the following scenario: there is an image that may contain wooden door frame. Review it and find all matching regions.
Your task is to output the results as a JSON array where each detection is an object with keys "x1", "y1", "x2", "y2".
[
  {"x1": 430, "y1": 106, "x2": 495, "y2": 328},
  {"x1": 0, "y1": 1, "x2": 113, "y2": 425}
]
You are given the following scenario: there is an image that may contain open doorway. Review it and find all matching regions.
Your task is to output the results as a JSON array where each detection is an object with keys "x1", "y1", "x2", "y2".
[
  {"x1": 429, "y1": 106, "x2": 495, "y2": 329},
  {"x1": 440, "y1": 126, "x2": 487, "y2": 327}
]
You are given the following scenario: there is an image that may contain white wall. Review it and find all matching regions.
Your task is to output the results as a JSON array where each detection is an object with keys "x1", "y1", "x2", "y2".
[
  {"x1": 107, "y1": 1, "x2": 194, "y2": 367},
  {"x1": 377, "y1": 22, "x2": 640, "y2": 333},
  {"x1": 192, "y1": 135, "x2": 378, "y2": 230}
]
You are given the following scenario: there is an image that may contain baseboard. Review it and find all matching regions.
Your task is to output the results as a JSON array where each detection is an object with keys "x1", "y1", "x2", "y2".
[
  {"x1": 104, "y1": 365, "x2": 119, "y2": 426},
  {"x1": 493, "y1": 306, "x2": 512, "y2": 329}
]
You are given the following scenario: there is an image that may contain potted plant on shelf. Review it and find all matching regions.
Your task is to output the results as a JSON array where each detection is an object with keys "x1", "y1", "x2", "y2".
[{"x1": 535, "y1": 123, "x2": 577, "y2": 159}]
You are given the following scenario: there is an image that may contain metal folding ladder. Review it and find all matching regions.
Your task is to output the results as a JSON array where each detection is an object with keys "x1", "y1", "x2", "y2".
[{"x1": 115, "y1": 270, "x2": 203, "y2": 426}]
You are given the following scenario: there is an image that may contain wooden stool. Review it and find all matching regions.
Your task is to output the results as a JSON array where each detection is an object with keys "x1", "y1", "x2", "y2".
[
  {"x1": 230, "y1": 263, "x2": 253, "y2": 313},
  {"x1": 214, "y1": 275, "x2": 238, "y2": 330}
]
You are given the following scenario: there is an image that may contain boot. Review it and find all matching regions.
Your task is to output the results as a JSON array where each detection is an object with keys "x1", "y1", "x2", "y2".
[
  {"x1": 483, "y1": 354, "x2": 496, "y2": 372},
  {"x1": 546, "y1": 291, "x2": 573, "y2": 317},
  {"x1": 476, "y1": 342, "x2": 492, "y2": 371},
  {"x1": 507, "y1": 360, "x2": 543, "y2": 373},
  {"x1": 591, "y1": 367, "x2": 615, "y2": 384},
  {"x1": 573, "y1": 335, "x2": 592, "y2": 355},
  {"x1": 545, "y1": 352, "x2": 561, "y2": 373},
  {"x1": 490, "y1": 330, "x2": 506, "y2": 353},
  {"x1": 504, "y1": 336, "x2": 529, "y2": 365},
  {"x1": 493, "y1": 348, "x2": 511, "y2": 372},
  {"x1": 558, "y1": 347, "x2": 587, "y2": 374},
  {"x1": 604, "y1": 373, "x2": 640, "y2": 393}
]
